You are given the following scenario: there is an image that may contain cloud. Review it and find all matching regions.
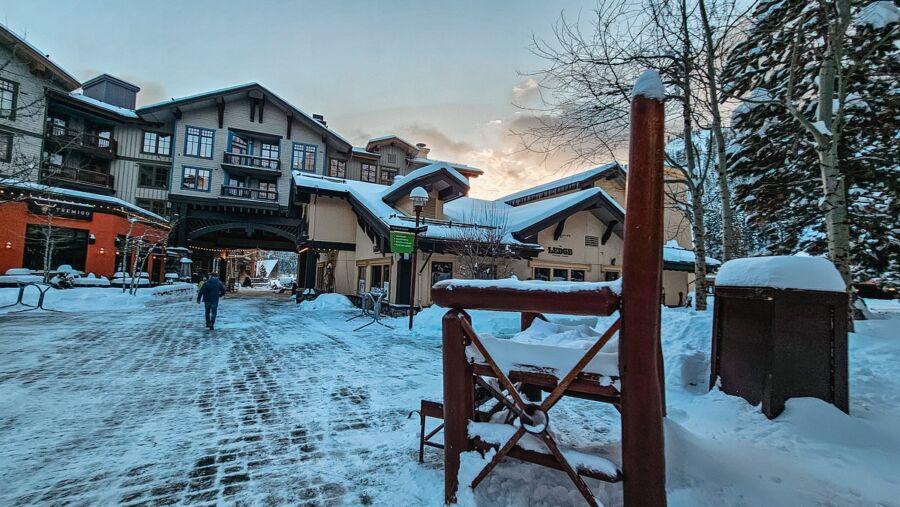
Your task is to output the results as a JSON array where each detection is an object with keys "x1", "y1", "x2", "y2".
[{"x1": 512, "y1": 78, "x2": 540, "y2": 102}]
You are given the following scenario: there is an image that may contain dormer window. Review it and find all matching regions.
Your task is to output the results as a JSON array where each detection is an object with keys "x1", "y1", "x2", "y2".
[{"x1": 380, "y1": 167, "x2": 398, "y2": 185}]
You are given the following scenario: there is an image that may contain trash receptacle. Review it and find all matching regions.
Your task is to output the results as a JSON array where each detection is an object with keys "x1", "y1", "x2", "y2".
[{"x1": 709, "y1": 256, "x2": 849, "y2": 419}]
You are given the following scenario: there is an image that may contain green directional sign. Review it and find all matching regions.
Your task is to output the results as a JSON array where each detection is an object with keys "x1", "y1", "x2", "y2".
[{"x1": 390, "y1": 231, "x2": 415, "y2": 253}]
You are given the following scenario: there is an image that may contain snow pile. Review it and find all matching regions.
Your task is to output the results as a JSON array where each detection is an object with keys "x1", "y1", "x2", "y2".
[
  {"x1": 435, "y1": 276, "x2": 623, "y2": 294},
  {"x1": 0, "y1": 283, "x2": 195, "y2": 314},
  {"x1": 298, "y1": 293, "x2": 354, "y2": 311},
  {"x1": 72, "y1": 273, "x2": 110, "y2": 287},
  {"x1": 716, "y1": 255, "x2": 846, "y2": 291},
  {"x1": 632, "y1": 70, "x2": 666, "y2": 101}
]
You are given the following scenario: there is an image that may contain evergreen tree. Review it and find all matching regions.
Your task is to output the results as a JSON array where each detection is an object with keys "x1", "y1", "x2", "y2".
[{"x1": 722, "y1": 0, "x2": 899, "y2": 287}]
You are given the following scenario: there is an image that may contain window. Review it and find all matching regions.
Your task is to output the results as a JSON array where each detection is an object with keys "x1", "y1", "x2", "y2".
[
  {"x1": 135, "y1": 198, "x2": 169, "y2": 218},
  {"x1": 570, "y1": 270, "x2": 586, "y2": 282},
  {"x1": 552, "y1": 268, "x2": 568, "y2": 281},
  {"x1": 259, "y1": 142, "x2": 279, "y2": 160},
  {"x1": 474, "y1": 264, "x2": 497, "y2": 279},
  {"x1": 386, "y1": 152, "x2": 398, "y2": 164},
  {"x1": 329, "y1": 159, "x2": 346, "y2": 178},
  {"x1": 185, "y1": 126, "x2": 214, "y2": 158},
  {"x1": 361, "y1": 163, "x2": 377, "y2": 183},
  {"x1": 229, "y1": 133, "x2": 250, "y2": 155},
  {"x1": 380, "y1": 167, "x2": 398, "y2": 185},
  {"x1": 604, "y1": 271, "x2": 620, "y2": 281},
  {"x1": 291, "y1": 143, "x2": 317, "y2": 172},
  {"x1": 138, "y1": 165, "x2": 169, "y2": 189},
  {"x1": 0, "y1": 78, "x2": 17, "y2": 119},
  {"x1": 142, "y1": 131, "x2": 172, "y2": 155},
  {"x1": 181, "y1": 166, "x2": 211, "y2": 191},
  {"x1": 533, "y1": 267, "x2": 550, "y2": 281},
  {"x1": 431, "y1": 262, "x2": 453, "y2": 286},
  {"x1": 23, "y1": 225, "x2": 88, "y2": 271},
  {"x1": 370, "y1": 264, "x2": 389, "y2": 290},
  {"x1": 0, "y1": 131, "x2": 11, "y2": 162},
  {"x1": 48, "y1": 115, "x2": 67, "y2": 137},
  {"x1": 357, "y1": 266, "x2": 367, "y2": 293},
  {"x1": 259, "y1": 181, "x2": 277, "y2": 200}
]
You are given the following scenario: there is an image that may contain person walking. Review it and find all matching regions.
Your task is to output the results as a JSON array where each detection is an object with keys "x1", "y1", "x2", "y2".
[{"x1": 197, "y1": 274, "x2": 226, "y2": 330}]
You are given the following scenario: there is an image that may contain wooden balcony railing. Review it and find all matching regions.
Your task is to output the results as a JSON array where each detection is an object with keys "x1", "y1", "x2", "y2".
[
  {"x1": 222, "y1": 152, "x2": 280, "y2": 171},
  {"x1": 45, "y1": 125, "x2": 117, "y2": 155},
  {"x1": 220, "y1": 185, "x2": 278, "y2": 201},
  {"x1": 41, "y1": 164, "x2": 115, "y2": 189}
]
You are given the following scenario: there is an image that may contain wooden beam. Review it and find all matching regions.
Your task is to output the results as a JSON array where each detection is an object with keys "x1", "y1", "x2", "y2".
[
  {"x1": 250, "y1": 98, "x2": 256, "y2": 122},
  {"x1": 601, "y1": 220, "x2": 618, "y2": 245},
  {"x1": 553, "y1": 218, "x2": 567, "y2": 241},
  {"x1": 259, "y1": 95, "x2": 265, "y2": 123},
  {"x1": 287, "y1": 114, "x2": 293, "y2": 139},
  {"x1": 174, "y1": 107, "x2": 182, "y2": 120}
]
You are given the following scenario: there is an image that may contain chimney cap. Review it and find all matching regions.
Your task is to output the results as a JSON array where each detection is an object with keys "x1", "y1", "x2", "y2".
[{"x1": 82, "y1": 73, "x2": 140, "y2": 92}]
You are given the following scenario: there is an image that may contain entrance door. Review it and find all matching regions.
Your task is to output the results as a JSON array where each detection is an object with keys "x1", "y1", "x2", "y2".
[{"x1": 395, "y1": 257, "x2": 411, "y2": 305}]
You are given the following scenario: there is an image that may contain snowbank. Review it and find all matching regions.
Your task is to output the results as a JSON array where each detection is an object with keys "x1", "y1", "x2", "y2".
[
  {"x1": 716, "y1": 255, "x2": 846, "y2": 292},
  {"x1": 435, "y1": 276, "x2": 623, "y2": 294},
  {"x1": 298, "y1": 293, "x2": 354, "y2": 311},
  {"x1": 0, "y1": 283, "x2": 195, "y2": 314}
]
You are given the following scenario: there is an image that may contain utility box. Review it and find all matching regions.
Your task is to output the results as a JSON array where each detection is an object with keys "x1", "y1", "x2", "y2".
[{"x1": 709, "y1": 256, "x2": 849, "y2": 419}]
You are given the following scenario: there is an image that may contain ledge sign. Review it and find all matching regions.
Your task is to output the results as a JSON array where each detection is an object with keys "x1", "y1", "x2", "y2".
[{"x1": 390, "y1": 231, "x2": 415, "y2": 253}]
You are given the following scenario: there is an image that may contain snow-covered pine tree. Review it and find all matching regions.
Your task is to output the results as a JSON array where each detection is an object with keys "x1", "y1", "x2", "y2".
[{"x1": 722, "y1": 0, "x2": 899, "y2": 288}]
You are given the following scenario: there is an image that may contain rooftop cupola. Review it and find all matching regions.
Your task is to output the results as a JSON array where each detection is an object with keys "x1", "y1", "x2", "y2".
[{"x1": 81, "y1": 74, "x2": 140, "y2": 109}]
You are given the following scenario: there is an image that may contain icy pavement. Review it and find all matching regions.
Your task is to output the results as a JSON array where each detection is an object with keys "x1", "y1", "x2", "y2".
[
  {"x1": 1, "y1": 290, "x2": 898, "y2": 506},
  {"x1": 0, "y1": 292, "x2": 448, "y2": 506}
]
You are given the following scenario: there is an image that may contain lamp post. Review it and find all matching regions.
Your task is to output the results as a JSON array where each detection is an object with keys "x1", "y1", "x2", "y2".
[{"x1": 408, "y1": 186, "x2": 429, "y2": 330}]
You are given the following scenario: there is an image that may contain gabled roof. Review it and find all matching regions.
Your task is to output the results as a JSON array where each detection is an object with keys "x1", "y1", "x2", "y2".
[
  {"x1": 500, "y1": 162, "x2": 624, "y2": 206},
  {"x1": 409, "y1": 156, "x2": 484, "y2": 176},
  {"x1": 380, "y1": 162, "x2": 469, "y2": 204},
  {"x1": 0, "y1": 22, "x2": 80, "y2": 91},
  {"x1": 445, "y1": 187, "x2": 625, "y2": 242},
  {"x1": 366, "y1": 135, "x2": 420, "y2": 155},
  {"x1": 663, "y1": 240, "x2": 722, "y2": 272},
  {"x1": 351, "y1": 146, "x2": 381, "y2": 158},
  {"x1": 136, "y1": 83, "x2": 352, "y2": 152},
  {"x1": 292, "y1": 171, "x2": 537, "y2": 252},
  {"x1": 47, "y1": 89, "x2": 147, "y2": 124}
]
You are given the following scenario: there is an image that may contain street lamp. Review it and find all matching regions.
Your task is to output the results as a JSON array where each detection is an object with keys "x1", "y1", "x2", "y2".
[{"x1": 408, "y1": 186, "x2": 429, "y2": 330}]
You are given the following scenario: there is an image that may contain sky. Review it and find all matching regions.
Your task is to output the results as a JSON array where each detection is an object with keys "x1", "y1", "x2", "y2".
[{"x1": 2, "y1": 0, "x2": 603, "y2": 198}]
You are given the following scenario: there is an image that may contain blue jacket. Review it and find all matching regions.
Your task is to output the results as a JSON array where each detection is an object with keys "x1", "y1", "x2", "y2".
[{"x1": 197, "y1": 277, "x2": 226, "y2": 304}]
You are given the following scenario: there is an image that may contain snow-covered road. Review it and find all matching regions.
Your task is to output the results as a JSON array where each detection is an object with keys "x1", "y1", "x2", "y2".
[
  {"x1": 0, "y1": 292, "x2": 450, "y2": 505},
  {"x1": 1, "y1": 289, "x2": 898, "y2": 507}
]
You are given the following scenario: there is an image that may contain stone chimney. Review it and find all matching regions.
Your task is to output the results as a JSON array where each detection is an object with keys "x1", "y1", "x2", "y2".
[
  {"x1": 416, "y1": 142, "x2": 430, "y2": 159},
  {"x1": 81, "y1": 74, "x2": 140, "y2": 109}
]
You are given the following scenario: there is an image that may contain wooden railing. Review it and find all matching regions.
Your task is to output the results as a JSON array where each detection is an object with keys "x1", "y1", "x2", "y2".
[
  {"x1": 220, "y1": 185, "x2": 278, "y2": 201},
  {"x1": 222, "y1": 152, "x2": 280, "y2": 171},
  {"x1": 45, "y1": 125, "x2": 117, "y2": 154},
  {"x1": 41, "y1": 164, "x2": 115, "y2": 189}
]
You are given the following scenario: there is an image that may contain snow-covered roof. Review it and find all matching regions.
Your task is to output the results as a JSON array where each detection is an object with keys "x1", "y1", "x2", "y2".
[
  {"x1": 380, "y1": 162, "x2": 469, "y2": 202},
  {"x1": 715, "y1": 255, "x2": 846, "y2": 292},
  {"x1": 0, "y1": 22, "x2": 81, "y2": 91},
  {"x1": 663, "y1": 240, "x2": 721, "y2": 271},
  {"x1": 499, "y1": 163, "x2": 622, "y2": 205},
  {"x1": 854, "y1": 1, "x2": 899, "y2": 29},
  {"x1": 293, "y1": 170, "x2": 530, "y2": 247},
  {"x1": 66, "y1": 92, "x2": 140, "y2": 119},
  {"x1": 410, "y1": 157, "x2": 484, "y2": 175},
  {"x1": 0, "y1": 180, "x2": 168, "y2": 224},
  {"x1": 351, "y1": 147, "x2": 380, "y2": 157},
  {"x1": 445, "y1": 186, "x2": 625, "y2": 242}
]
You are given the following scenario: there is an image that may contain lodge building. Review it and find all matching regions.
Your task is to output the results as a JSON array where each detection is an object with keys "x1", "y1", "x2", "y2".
[{"x1": 0, "y1": 22, "x2": 715, "y2": 302}]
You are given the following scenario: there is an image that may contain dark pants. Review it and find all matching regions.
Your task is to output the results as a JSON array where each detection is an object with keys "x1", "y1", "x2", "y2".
[{"x1": 204, "y1": 301, "x2": 219, "y2": 327}]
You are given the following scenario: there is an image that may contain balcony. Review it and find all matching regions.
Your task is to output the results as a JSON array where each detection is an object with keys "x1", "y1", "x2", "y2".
[
  {"x1": 221, "y1": 152, "x2": 281, "y2": 177},
  {"x1": 41, "y1": 164, "x2": 115, "y2": 194},
  {"x1": 219, "y1": 185, "x2": 279, "y2": 204},
  {"x1": 44, "y1": 125, "x2": 118, "y2": 159}
]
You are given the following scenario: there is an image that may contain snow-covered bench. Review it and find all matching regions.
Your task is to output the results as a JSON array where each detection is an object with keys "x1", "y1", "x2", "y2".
[{"x1": 0, "y1": 268, "x2": 43, "y2": 286}]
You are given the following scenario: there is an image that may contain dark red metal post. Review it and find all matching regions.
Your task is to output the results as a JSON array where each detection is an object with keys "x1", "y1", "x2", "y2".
[
  {"x1": 442, "y1": 309, "x2": 474, "y2": 504},
  {"x1": 620, "y1": 76, "x2": 668, "y2": 506}
]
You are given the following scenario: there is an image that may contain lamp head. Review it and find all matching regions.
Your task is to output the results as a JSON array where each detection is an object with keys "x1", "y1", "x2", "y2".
[{"x1": 410, "y1": 186, "x2": 429, "y2": 209}]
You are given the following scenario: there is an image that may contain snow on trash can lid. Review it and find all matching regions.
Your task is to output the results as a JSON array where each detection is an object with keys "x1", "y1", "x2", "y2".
[{"x1": 715, "y1": 255, "x2": 846, "y2": 292}]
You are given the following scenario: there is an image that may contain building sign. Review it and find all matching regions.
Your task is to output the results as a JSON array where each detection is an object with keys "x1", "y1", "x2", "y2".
[
  {"x1": 390, "y1": 231, "x2": 415, "y2": 253},
  {"x1": 28, "y1": 198, "x2": 94, "y2": 221},
  {"x1": 546, "y1": 246, "x2": 573, "y2": 256}
]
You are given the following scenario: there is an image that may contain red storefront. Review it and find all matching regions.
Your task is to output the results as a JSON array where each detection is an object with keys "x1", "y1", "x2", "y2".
[{"x1": 0, "y1": 185, "x2": 171, "y2": 281}]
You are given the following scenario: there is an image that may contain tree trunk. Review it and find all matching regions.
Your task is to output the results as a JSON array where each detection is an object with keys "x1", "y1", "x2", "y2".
[
  {"x1": 691, "y1": 189, "x2": 709, "y2": 311},
  {"x1": 698, "y1": 0, "x2": 739, "y2": 260}
]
